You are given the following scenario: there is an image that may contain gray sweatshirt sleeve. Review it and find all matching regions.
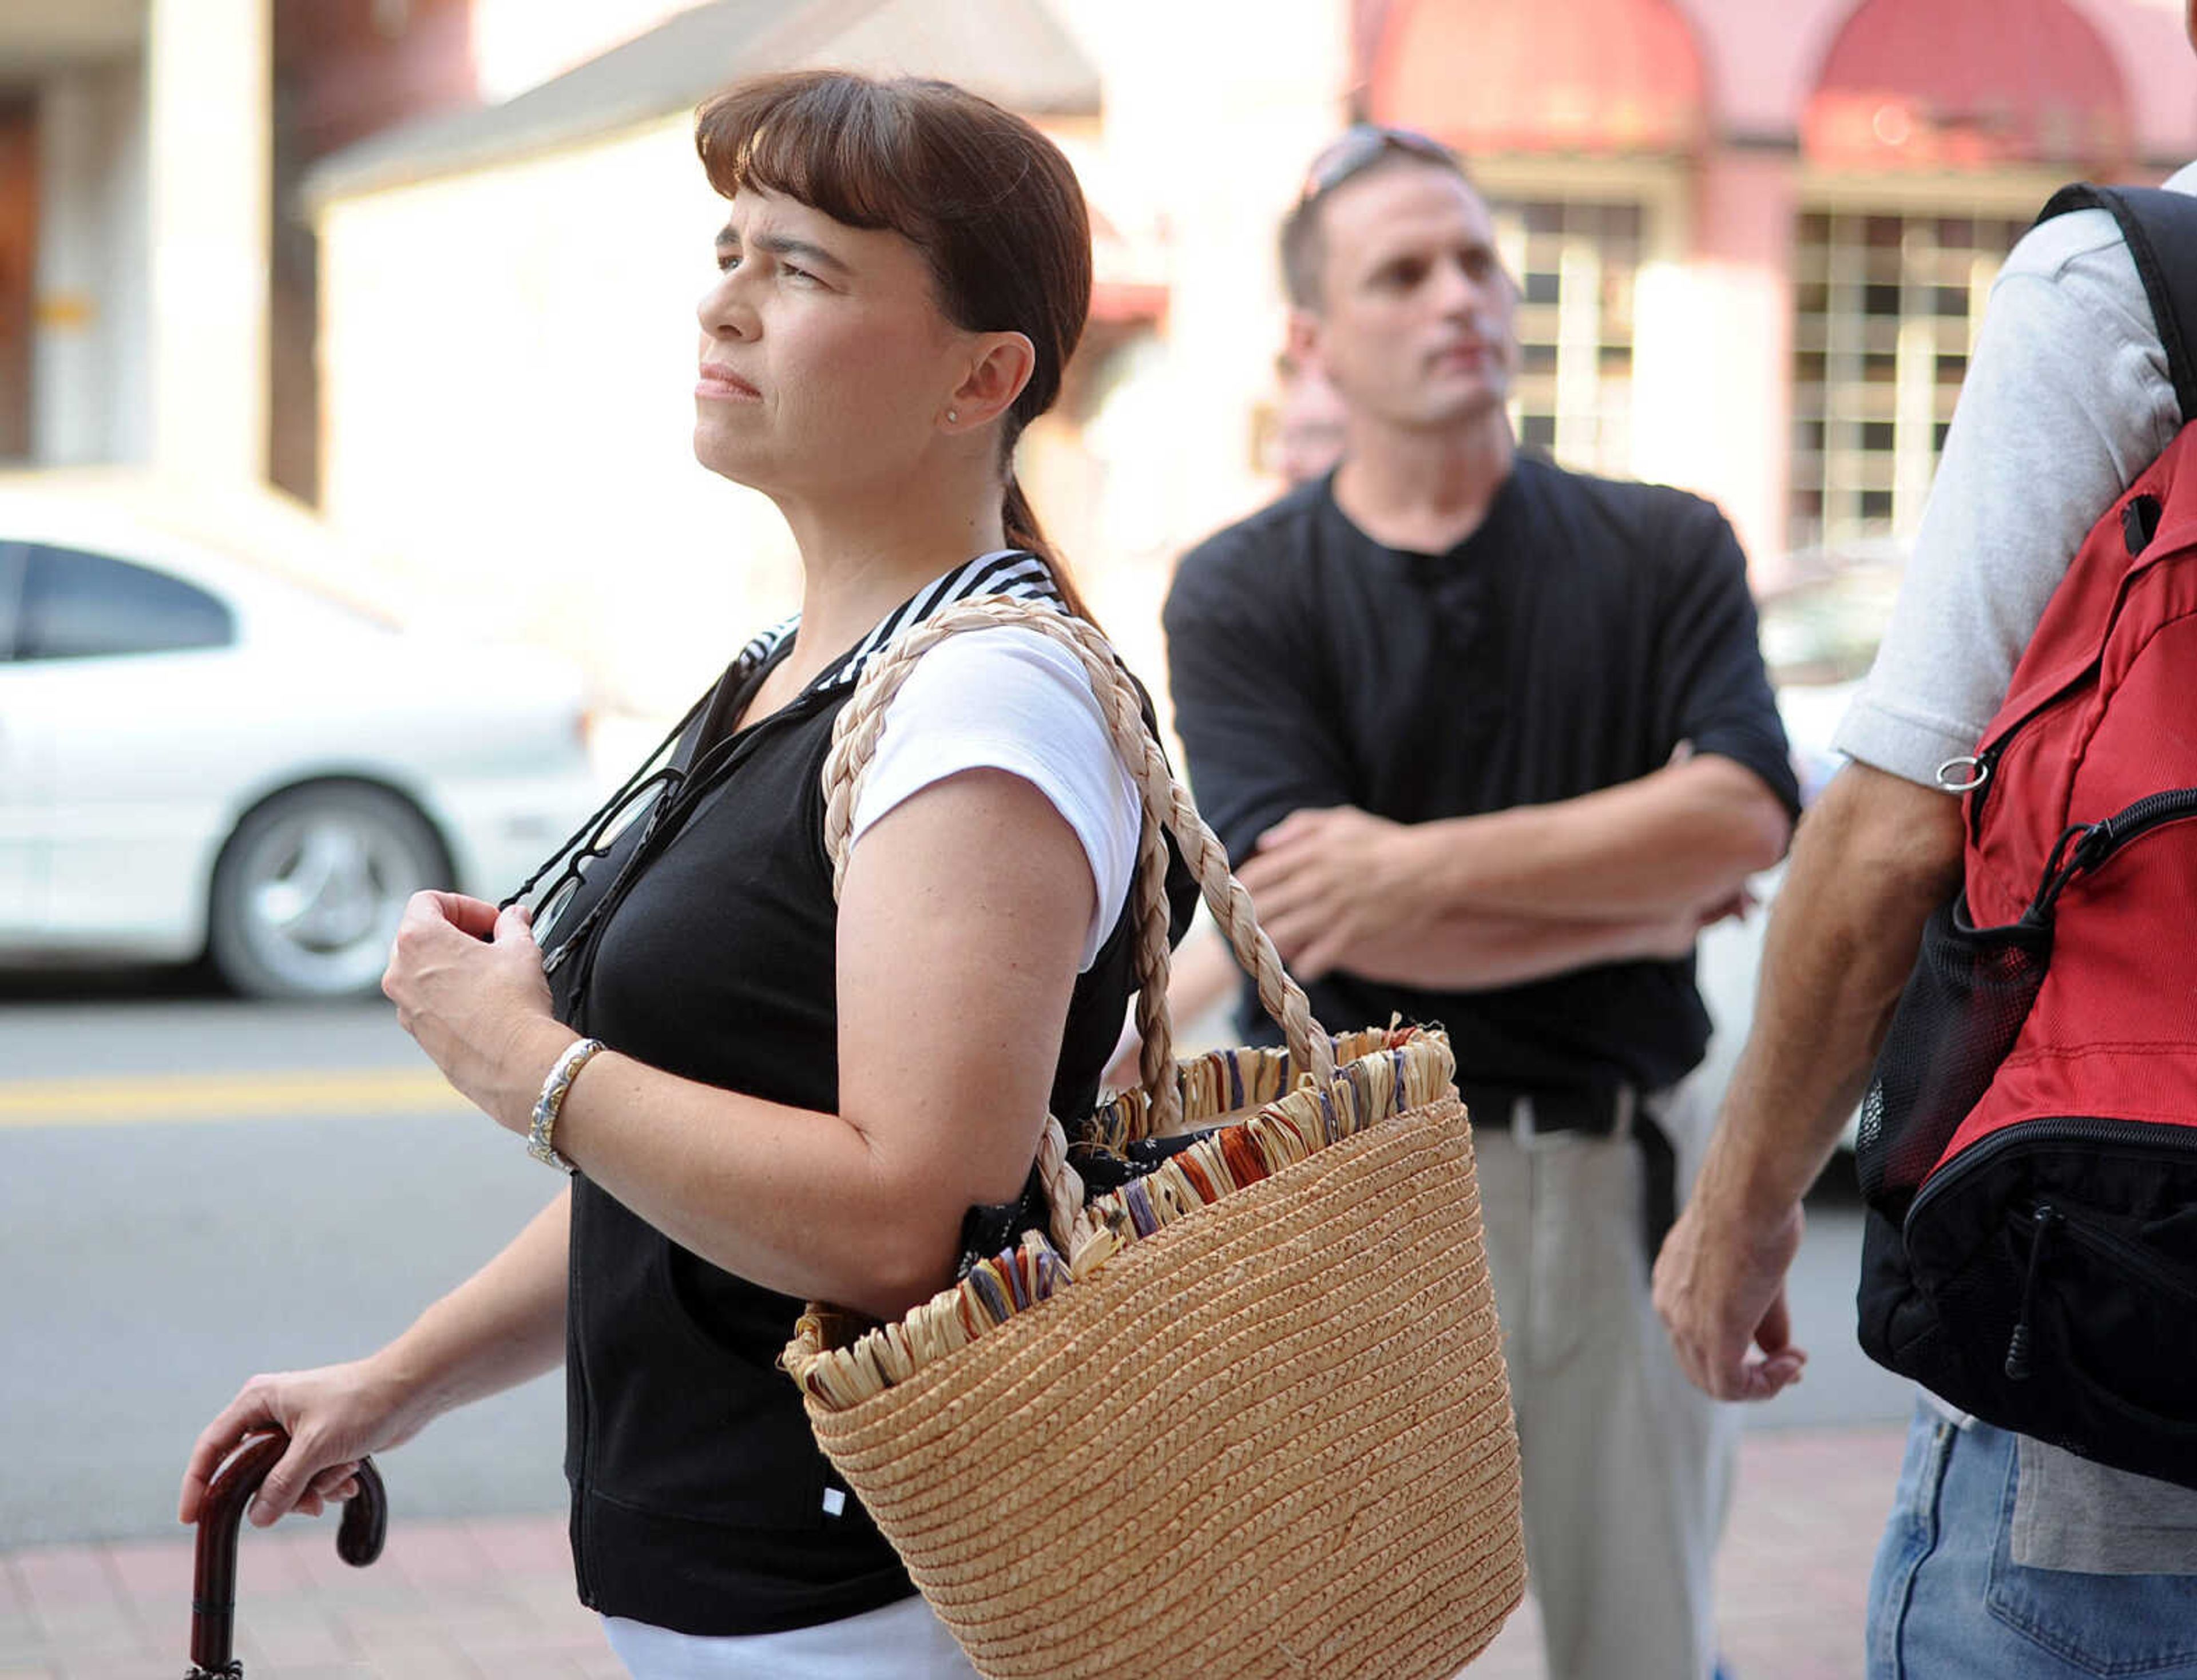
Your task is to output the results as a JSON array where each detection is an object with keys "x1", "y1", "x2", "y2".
[{"x1": 1832, "y1": 203, "x2": 2183, "y2": 788}]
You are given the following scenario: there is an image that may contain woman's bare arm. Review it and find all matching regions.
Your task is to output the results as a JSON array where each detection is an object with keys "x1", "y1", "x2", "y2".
[{"x1": 388, "y1": 767, "x2": 1094, "y2": 1321}]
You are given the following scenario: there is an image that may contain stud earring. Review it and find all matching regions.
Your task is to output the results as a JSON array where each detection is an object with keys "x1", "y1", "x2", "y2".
[{"x1": 947, "y1": 409, "x2": 959, "y2": 422}]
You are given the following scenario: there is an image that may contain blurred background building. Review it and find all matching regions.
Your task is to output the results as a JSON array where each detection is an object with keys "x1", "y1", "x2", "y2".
[{"x1": 2, "y1": 0, "x2": 2194, "y2": 716}]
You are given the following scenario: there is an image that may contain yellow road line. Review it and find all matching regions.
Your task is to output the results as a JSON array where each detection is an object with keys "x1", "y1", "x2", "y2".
[{"x1": 0, "y1": 1067, "x2": 469, "y2": 1128}]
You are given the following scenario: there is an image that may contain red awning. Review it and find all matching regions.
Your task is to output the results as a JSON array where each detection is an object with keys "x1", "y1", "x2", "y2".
[
  {"x1": 1367, "y1": 0, "x2": 1707, "y2": 157},
  {"x1": 1805, "y1": 0, "x2": 2131, "y2": 170}
]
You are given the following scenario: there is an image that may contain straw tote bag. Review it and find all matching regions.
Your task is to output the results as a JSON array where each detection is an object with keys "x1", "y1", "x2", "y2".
[{"x1": 782, "y1": 596, "x2": 1525, "y2": 1680}]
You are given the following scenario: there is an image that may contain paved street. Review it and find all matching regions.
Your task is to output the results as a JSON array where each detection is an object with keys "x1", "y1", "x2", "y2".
[
  {"x1": 0, "y1": 982, "x2": 569, "y2": 1548},
  {"x1": 1, "y1": 976, "x2": 1914, "y2": 1675}
]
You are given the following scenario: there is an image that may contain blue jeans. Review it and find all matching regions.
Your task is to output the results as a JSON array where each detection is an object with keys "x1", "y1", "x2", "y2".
[{"x1": 1868, "y1": 1401, "x2": 2197, "y2": 1677}]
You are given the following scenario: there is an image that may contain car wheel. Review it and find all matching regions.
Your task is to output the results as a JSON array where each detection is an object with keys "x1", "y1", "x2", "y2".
[{"x1": 208, "y1": 784, "x2": 449, "y2": 1000}]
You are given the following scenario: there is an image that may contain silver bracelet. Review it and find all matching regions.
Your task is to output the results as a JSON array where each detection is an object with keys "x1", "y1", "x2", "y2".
[{"x1": 528, "y1": 1037, "x2": 604, "y2": 1172}]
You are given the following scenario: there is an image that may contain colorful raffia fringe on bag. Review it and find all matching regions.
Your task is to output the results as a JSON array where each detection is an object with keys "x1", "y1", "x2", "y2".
[{"x1": 781, "y1": 596, "x2": 1525, "y2": 1680}]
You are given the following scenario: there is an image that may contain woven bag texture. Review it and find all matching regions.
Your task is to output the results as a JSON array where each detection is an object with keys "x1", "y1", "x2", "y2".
[
  {"x1": 803, "y1": 1095, "x2": 1523, "y2": 1679},
  {"x1": 790, "y1": 595, "x2": 1525, "y2": 1675}
]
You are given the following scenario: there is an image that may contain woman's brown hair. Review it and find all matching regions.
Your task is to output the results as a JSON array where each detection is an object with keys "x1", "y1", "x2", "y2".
[{"x1": 696, "y1": 70, "x2": 1097, "y2": 621}]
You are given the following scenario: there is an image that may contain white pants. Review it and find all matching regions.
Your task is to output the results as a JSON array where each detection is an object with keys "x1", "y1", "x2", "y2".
[
  {"x1": 605, "y1": 1593, "x2": 979, "y2": 1679},
  {"x1": 1472, "y1": 1084, "x2": 1736, "y2": 1680}
]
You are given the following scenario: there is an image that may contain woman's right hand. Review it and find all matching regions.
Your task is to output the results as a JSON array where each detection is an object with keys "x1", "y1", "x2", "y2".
[{"x1": 179, "y1": 1357, "x2": 430, "y2": 1530}]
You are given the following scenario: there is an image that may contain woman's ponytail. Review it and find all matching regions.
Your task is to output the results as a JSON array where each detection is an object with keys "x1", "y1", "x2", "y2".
[{"x1": 1003, "y1": 475, "x2": 1098, "y2": 626}]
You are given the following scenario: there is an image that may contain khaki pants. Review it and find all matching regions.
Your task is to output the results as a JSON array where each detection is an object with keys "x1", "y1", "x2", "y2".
[{"x1": 1471, "y1": 1082, "x2": 1736, "y2": 1680}]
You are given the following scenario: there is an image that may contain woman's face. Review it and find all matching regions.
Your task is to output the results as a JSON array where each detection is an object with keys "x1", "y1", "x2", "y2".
[{"x1": 695, "y1": 188, "x2": 970, "y2": 496}]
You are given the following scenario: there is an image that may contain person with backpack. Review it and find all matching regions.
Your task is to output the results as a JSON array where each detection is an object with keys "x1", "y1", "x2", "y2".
[{"x1": 1653, "y1": 10, "x2": 2197, "y2": 1670}]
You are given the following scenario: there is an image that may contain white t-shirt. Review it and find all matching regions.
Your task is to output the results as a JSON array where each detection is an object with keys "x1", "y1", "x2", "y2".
[
  {"x1": 846, "y1": 625, "x2": 1142, "y2": 971},
  {"x1": 1833, "y1": 164, "x2": 2197, "y2": 1572}
]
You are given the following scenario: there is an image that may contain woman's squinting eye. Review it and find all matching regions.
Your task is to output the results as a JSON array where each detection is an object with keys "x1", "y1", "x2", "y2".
[{"x1": 715, "y1": 248, "x2": 822, "y2": 285}]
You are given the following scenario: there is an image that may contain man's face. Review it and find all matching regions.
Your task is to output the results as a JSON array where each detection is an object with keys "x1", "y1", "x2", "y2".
[{"x1": 1292, "y1": 162, "x2": 1520, "y2": 432}]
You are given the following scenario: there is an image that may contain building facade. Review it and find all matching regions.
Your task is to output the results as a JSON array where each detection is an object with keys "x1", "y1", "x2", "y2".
[
  {"x1": 1, "y1": 0, "x2": 481, "y2": 500},
  {"x1": 1362, "y1": 0, "x2": 2197, "y2": 576},
  {"x1": 5, "y1": 0, "x2": 2192, "y2": 717}
]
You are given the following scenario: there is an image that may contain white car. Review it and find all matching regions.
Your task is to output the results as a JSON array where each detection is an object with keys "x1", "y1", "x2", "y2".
[{"x1": 0, "y1": 486, "x2": 605, "y2": 999}]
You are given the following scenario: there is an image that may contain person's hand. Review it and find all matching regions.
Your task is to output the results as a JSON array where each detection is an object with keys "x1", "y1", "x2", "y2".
[
  {"x1": 1626, "y1": 886, "x2": 1759, "y2": 964},
  {"x1": 179, "y1": 1359, "x2": 429, "y2": 1530},
  {"x1": 1652, "y1": 1191, "x2": 1809, "y2": 1401},
  {"x1": 382, "y1": 892, "x2": 569, "y2": 1134},
  {"x1": 1236, "y1": 807, "x2": 1417, "y2": 980},
  {"x1": 1696, "y1": 884, "x2": 1758, "y2": 928}
]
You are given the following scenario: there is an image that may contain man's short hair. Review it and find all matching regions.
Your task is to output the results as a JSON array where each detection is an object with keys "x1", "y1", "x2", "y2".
[{"x1": 1279, "y1": 125, "x2": 1472, "y2": 312}]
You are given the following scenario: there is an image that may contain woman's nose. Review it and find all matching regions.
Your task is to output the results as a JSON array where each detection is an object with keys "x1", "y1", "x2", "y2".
[{"x1": 697, "y1": 271, "x2": 755, "y2": 338}]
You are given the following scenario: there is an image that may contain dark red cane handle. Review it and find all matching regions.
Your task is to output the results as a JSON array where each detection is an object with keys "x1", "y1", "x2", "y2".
[
  {"x1": 188, "y1": 1432, "x2": 387, "y2": 1675},
  {"x1": 338, "y1": 1457, "x2": 388, "y2": 1566}
]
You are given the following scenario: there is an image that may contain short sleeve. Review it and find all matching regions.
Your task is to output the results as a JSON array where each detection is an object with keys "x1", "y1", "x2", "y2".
[
  {"x1": 1163, "y1": 530, "x2": 1359, "y2": 865},
  {"x1": 1833, "y1": 206, "x2": 2182, "y2": 786},
  {"x1": 846, "y1": 626, "x2": 1141, "y2": 972},
  {"x1": 1652, "y1": 499, "x2": 1804, "y2": 820}
]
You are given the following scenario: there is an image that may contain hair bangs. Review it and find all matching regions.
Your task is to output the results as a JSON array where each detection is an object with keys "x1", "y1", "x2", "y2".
[{"x1": 696, "y1": 72, "x2": 921, "y2": 239}]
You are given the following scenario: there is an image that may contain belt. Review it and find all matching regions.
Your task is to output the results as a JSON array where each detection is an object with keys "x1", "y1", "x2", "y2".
[{"x1": 1459, "y1": 1081, "x2": 1680, "y2": 1264}]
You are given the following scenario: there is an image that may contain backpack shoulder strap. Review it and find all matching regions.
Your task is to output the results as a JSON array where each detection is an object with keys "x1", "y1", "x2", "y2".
[{"x1": 2037, "y1": 183, "x2": 2197, "y2": 426}]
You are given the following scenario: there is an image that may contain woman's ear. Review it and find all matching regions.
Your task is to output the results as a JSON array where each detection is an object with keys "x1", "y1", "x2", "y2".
[{"x1": 943, "y1": 332, "x2": 1037, "y2": 431}]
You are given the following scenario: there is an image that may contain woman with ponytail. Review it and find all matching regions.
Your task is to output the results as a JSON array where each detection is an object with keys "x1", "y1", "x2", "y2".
[{"x1": 181, "y1": 70, "x2": 1192, "y2": 1677}]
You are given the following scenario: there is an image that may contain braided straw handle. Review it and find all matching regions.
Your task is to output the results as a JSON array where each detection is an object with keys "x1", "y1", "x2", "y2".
[{"x1": 819, "y1": 596, "x2": 1337, "y2": 1257}]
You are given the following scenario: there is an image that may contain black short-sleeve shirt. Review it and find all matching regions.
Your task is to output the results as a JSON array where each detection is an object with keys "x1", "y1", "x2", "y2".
[{"x1": 1163, "y1": 456, "x2": 1801, "y2": 1095}]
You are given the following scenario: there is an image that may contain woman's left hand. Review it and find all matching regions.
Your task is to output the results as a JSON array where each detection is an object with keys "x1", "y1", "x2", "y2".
[{"x1": 382, "y1": 892, "x2": 570, "y2": 1135}]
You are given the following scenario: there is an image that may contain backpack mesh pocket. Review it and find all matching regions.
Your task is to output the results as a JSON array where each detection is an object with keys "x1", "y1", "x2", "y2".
[{"x1": 1855, "y1": 893, "x2": 2052, "y2": 1220}]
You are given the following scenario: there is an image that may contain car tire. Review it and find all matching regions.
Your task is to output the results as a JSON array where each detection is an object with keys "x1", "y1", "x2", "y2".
[{"x1": 208, "y1": 783, "x2": 450, "y2": 1001}]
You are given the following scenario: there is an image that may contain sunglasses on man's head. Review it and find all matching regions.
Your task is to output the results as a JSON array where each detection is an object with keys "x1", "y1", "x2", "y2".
[{"x1": 1296, "y1": 124, "x2": 1457, "y2": 206}]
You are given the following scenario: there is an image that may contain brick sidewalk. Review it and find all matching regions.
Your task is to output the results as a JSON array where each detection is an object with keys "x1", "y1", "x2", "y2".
[
  {"x1": 1474, "y1": 1424, "x2": 1905, "y2": 1680},
  {"x1": 2, "y1": 1424, "x2": 1903, "y2": 1679}
]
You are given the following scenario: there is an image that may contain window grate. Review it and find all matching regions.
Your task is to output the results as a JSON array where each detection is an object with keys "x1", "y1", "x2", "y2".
[
  {"x1": 1788, "y1": 209, "x2": 2025, "y2": 551},
  {"x1": 1489, "y1": 197, "x2": 1644, "y2": 479}
]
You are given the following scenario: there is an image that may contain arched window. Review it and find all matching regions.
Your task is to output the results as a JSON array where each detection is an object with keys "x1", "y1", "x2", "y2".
[{"x1": 1788, "y1": 0, "x2": 2132, "y2": 550}]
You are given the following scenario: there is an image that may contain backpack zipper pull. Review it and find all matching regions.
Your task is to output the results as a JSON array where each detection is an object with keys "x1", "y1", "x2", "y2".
[{"x1": 2005, "y1": 1202, "x2": 2059, "y2": 1381}]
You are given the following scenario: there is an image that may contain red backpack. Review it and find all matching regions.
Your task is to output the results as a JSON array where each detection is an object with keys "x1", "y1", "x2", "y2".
[{"x1": 1856, "y1": 184, "x2": 2197, "y2": 1488}]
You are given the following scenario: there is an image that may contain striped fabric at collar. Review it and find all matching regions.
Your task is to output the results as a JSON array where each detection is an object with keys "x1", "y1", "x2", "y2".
[{"x1": 728, "y1": 549, "x2": 1067, "y2": 701}]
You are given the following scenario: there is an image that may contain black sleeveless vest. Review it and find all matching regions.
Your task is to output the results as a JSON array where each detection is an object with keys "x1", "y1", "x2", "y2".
[{"x1": 540, "y1": 567, "x2": 1194, "y2": 1634}]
